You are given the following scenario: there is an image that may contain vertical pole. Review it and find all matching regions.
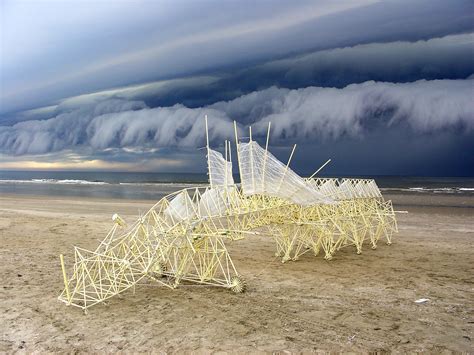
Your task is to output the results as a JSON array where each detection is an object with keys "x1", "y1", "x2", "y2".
[
  {"x1": 262, "y1": 122, "x2": 271, "y2": 191},
  {"x1": 224, "y1": 140, "x2": 228, "y2": 186},
  {"x1": 228, "y1": 140, "x2": 233, "y2": 186},
  {"x1": 205, "y1": 115, "x2": 213, "y2": 188},
  {"x1": 277, "y1": 144, "x2": 297, "y2": 192},
  {"x1": 249, "y1": 126, "x2": 255, "y2": 192},
  {"x1": 60, "y1": 254, "x2": 71, "y2": 304},
  {"x1": 234, "y1": 121, "x2": 244, "y2": 188}
]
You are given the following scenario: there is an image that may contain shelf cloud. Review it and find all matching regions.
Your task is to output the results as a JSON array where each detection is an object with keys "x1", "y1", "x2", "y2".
[
  {"x1": 1, "y1": 78, "x2": 472, "y2": 156},
  {"x1": 1, "y1": 0, "x2": 473, "y2": 114}
]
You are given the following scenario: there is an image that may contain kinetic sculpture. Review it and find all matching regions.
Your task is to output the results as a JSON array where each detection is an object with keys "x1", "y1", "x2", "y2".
[{"x1": 59, "y1": 117, "x2": 398, "y2": 312}]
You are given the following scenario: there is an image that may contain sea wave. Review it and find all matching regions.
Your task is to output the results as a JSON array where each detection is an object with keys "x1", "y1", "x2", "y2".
[
  {"x1": 118, "y1": 182, "x2": 207, "y2": 186},
  {"x1": 0, "y1": 179, "x2": 108, "y2": 185},
  {"x1": 0, "y1": 178, "x2": 472, "y2": 193},
  {"x1": 381, "y1": 187, "x2": 474, "y2": 194},
  {"x1": 0, "y1": 179, "x2": 207, "y2": 186}
]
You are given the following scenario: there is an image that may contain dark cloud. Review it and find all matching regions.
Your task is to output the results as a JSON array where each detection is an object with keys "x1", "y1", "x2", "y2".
[
  {"x1": 3, "y1": 33, "x2": 471, "y2": 129},
  {"x1": 138, "y1": 33, "x2": 474, "y2": 110},
  {"x1": 220, "y1": 34, "x2": 474, "y2": 94},
  {"x1": 292, "y1": 128, "x2": 474, "y2": 177},
  {"x1": 1, "y1": 79, "x2": 472, "y2": 162},
  {"x1": 213, "y1": 79, "x2": 474, "y2": 140},
  {"x1": 2, "y1": 0, "x2": 473, "y2": 114},
  {"x1": 0, "y1": 99, "x2": 147, "y2": 155}
]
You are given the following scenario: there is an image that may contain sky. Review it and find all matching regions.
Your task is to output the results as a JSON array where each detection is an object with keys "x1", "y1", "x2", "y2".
[{"x1": 0, "y1": 0, "x2": 473, "y2": 176}]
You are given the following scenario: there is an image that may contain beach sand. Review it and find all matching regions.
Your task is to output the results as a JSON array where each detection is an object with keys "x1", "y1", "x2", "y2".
[{"x1": 0, "y1": 193, "x2": 473, "y2": 352}]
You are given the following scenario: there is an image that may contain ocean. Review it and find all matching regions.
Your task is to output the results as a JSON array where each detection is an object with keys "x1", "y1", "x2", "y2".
[{"x1": 0, "y1": 170, "x2": 473, "y2": 200}]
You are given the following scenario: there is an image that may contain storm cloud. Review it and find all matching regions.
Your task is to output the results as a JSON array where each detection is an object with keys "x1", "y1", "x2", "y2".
[
  {"x1": 1, "y1": 78, "x2": 472, "y2": 157},
  {"x1": 2, "y1": 0, "x2": 473, "y2": 114},
  {"x1": 4, "y1": 32, "x2": 471, "y2": 129},
  {"x1": 223, "y1": 34, "x2": 474, "y2": 93}
]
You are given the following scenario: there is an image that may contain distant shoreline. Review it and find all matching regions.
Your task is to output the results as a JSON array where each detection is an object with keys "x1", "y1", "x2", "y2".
[{"x1": 0, "y1": 173, "x2": 473, "y2": 201}]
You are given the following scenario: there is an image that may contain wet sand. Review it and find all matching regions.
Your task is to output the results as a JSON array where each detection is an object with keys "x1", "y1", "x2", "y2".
[{"x1": 0, "y1": 193, "x2": 473, "y2": 352}]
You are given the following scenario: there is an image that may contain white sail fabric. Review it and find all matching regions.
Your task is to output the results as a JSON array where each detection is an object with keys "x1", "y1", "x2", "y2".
[
  {"x1": 164, "y1": 191, "x2": 196, "y2": 223},
  {"x1": 198, "y1": 188, "x2": 229, "y2": 217},
  {"x1": 316, "y1": 179, "x2": 340, "y2": 199},
  {"x1": 354, "y1": 181, "x2": 367, "y2": 198},
  {"x1": 207, "y1": 149, "x2": 234, "y2": 187},
  {"x1": 338, "y1": 180, "x2": 355, "y2": 200},
  {"x1": 339, "y1": 179, "x2": 383, "y2": 199},
  {"x1": 368, "y1": 180, "x2": 382, "y2": 198},
  {"x1": 355, "y1": 180, "x2": 375, "y2": 198},
  {"x1": 307, "y1": 177, "x2": 382, "y2": 200},
  {"x1": 238, "y1": 141, "x2": 333, "y2": 205}
]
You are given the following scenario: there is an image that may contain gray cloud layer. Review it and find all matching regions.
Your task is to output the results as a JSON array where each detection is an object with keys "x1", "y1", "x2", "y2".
[
  {"x1": 1, "y1": 78, "x2": 472, "y2": 156},
  {"x1": 2, "y1": 0, "x2": 473, "y2": 114},
  {"x1": 227, "y1": 33, "x2": 474, "y2": 92},
  {"x1": 215, "y1": 80, "x2": 474, "y2": 139},
  {"x1": 4, "y1": 33, "x2": 472, "y2": 128}
]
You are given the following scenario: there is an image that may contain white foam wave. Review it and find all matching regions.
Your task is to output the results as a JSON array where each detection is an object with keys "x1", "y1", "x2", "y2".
[
  {"x1": 0, "y1": 179, "x2": 208, "y2": 186},
  {"x1": 381, "y1": 187, "x2": 474, "y2": 194},
  {"x1": 0, "y1": 179, "x2": 108, "y2": 185},
  {"x1": 118, "y1": 182, "x2": 207, "y2": 186}
]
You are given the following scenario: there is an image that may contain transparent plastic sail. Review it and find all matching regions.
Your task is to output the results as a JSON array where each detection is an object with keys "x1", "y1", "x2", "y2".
[
  {"x1": 237, "y1": 141, "x2": 333, "y2": 205},
  {"x1": 207, "y1": 148, "x2": 234, "y2": 187}
]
